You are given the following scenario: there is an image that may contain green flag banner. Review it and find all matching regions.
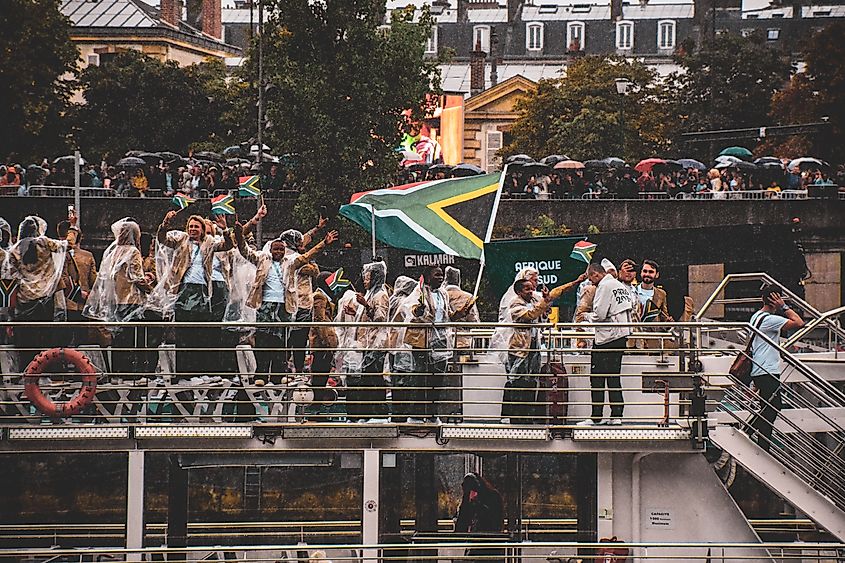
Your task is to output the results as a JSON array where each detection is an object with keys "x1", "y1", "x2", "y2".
[{"x1": 484, "y1": 236, "x2": 587, "y2": 308}]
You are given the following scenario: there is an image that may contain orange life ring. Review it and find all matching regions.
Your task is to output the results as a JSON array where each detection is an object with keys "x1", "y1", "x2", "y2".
[{"x1": 24, "y1": 348, "x2": 98, "y2": 417}]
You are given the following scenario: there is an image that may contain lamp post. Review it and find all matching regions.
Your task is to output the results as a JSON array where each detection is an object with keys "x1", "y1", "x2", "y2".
[{"x1": 615, "y1": 77, "x2": 632, "y2": 158}]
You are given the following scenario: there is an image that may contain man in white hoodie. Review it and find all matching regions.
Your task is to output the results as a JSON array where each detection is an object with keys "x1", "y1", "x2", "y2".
[{"x1": 579, "y1": 262, "x2": 633, "y2": 425}]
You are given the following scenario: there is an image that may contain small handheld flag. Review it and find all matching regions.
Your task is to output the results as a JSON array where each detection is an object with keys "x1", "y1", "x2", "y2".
[
  {"x1": 570, "y1": 240, "x2": 597, "y2": 264},
  {"x1": 211, "y1": 193, "x2": 236, "y2": 215},
  {"x1": 172, "y1": 194, "x2": 195, "y2": 210},
  {"x1": 326, "y1": 268, "x2": 351, "y2": 292},
  {"x1": 239, "y1": 175, "x2": 261, "y2": 197}
]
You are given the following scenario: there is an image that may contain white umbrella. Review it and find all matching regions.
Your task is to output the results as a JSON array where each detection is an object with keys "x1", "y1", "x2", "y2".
[{"x1": 787, "y1": 157, "x2": 827, "y2": 171}]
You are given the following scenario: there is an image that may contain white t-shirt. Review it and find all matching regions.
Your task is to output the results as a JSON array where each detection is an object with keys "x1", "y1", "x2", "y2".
[
  {"x1": 263, "y1": 261, "x2": 285, "y2": 303},
  {"x1": 183, "y1": 243, "x2": 205, "y2": 285},
  {"x1": 635, "y1": 286, "x2": 654, "y2": 308},
  {"x1": 211, "y1": 255, "x2": 225, "y2": 283},
  {"x1": 749, "y1": 310, "x2": 788, "y2": 377}
]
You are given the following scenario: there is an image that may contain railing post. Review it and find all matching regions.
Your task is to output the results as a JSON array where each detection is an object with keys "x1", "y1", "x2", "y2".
[
  {"x1": 362, "y1": 449, "x2": 380, "y2": 562},
  {"x1": 73, "y1": 150, "x2": 81, "y2": 229},
  {"x1": 127, "y1": 450, "x2": 145, "y2": 551}
]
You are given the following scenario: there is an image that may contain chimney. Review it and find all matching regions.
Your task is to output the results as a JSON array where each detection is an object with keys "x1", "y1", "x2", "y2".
[
  {"x1": 507, "y1": 0, "x2": 521, "y2": 22},
  {"x1": 458, "y1": 0, "x2": 468, "y2": 22},
  {"x1": 470, "y1": 39, "x2": 486, "y2": 96},
  {"x1": 611, "y1": 0, "x2": 623, "y2": 20},
  {"x1": 201, "y1": 0, "x2": 222, "y2": 39},
  {"x1": 160, "y1": 0, "x2": 180, "y2": 27}
]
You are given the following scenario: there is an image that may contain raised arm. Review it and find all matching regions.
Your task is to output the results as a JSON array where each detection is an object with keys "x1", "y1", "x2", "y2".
[
  {"x1": 157, "y1": 210, "x2": 179, "y2": 247},
  {"x1": 233, "y1": 222, "x2": 261, "y2": 266},
  {"x1": 549, "y1": 273, "x2": 587, "y2": 301},
  {"x1": 302, "y1": 216, "x2": 328, "y2": 247},
  {"x1": 292, "y1": 229, "x2": 338, "y2": 269},
  {"x1": 211, "y1": 214, "x2": 235, "y2": 252},
  {"x1": 241, "y1": 204, "x2": 267, "y2": 236}
]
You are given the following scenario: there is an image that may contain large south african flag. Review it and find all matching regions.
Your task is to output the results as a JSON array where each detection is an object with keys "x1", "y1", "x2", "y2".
[{"x1": 339, "y1": 173, "x2": 504, "y2": 260}]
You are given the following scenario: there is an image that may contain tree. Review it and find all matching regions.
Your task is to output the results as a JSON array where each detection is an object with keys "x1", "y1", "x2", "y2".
[
  {"x1": 505, "y1": 56, "x2": 674, "y2": 163},
  {"x1": 70, "y1": 52, "x2": 236, "y2": 160},
  {"x1": 762, "y1": 22, "x2": 845, "y2": 163},
  {"x1": 0, "y1": 0, "x2": 79, "y2": 162},
  {"x1": 241, "y1": 0, "x2": 441, "y2": 224},
  {"x1": 670, "y1": 32, "x2": 792, "y2": 158}
]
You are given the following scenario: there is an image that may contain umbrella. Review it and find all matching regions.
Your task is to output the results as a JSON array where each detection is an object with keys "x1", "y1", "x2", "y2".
[
  {"x1": 714, "y1": 155, "x2": 742, "y2": 165},
  {"x1": 249, "y1": 143, "x2": 271, "y2": 154},
  {"x1": 400, "y1": 149, "x2": 423, "y2": 163},
  {"x1": 116, "y1": 157, "x2": 146, "y2": 168},
  {"x1": 167, "y1": 157, "x2": 190, "y2": 169},
  {"x1": 634, "y1": 158, "x2": 665, "y2": 173},
  {"x1": 506, "y1": 154, "x2": 534, "y2": 164},
  {"x1": 137, "y1": 152, "x2": 162, "y2": 165},
  {"x1": 729, "y1": 161, "x2": 757, "y2": 171},
  {"x1": 157, "y1": 151, "x2": 182, "y2": 162},
  {"x1": 754, "y1": 156, "x2": 782, "y2": 166},
  {"x1": 26, "y1": 165, "x2": 48, "y2": 182},
  {"x1": 193, "y1": 151, "x2": 223, "y2": 162},
  {"x1": 788, "y1": 157, "x2": 829, "y2": 171},
  {"x1": 719, "y1": 146, "x2": 753, "y2": 160},
  {"x1": 427, "y1": 163, "x2": 452, "y2": 176},
  {"x1": 53, "y1": 155, "x2": 86, "y2": 166},
  {"x1": 601, "y1": 157, "x2": 626, "y2": 168},
  {"x1": 519, "y1": 162, "x2": 552, "y2": 176},
  {"x1": 584, "y1": 159, "x2": 611, "y2": 170},
  {"x1": 125, "y1": 150, "x2": 145, "y2": 157},
  {"x1": 616, "y1": 166, "x2": 637, "y2": 177},
  {"x1": 223, "y1": 146, "x2": 242, "y2": 157},
  {"x1": 554, "y1": 160, "x2": 585, "y2": 170},
  {"x1": 450, "y1": 163, "x2": 484, "y2": 177},
  {"x1": 758, "y1": 161, "x2": 785, "y2": 170},
  {"x1": 653, "y1": 160, "x2": 683, "y2": 173},
  {"x1": 406, "y1": 162, "x2": 429, "y2": 174},
  {"x1": 678, "y1": 158, "x2": 706, "y2": 171},
  {"x1": 540, "y1": 154, "x2": 569, "y2": 166}
]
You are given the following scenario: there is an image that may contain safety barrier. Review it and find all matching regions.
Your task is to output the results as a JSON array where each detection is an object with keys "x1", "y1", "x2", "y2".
[{"x1": 0, "y1": 540, "x2": 844, "y2": 562}]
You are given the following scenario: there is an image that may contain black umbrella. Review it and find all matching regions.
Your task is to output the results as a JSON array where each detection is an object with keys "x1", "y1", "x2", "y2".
[
  {"x1": 406, "y1": 162, "x2": 429, "y2": 174},
  {"x1": 428, "y1": 163, "x2": 452, "y2": 176},
  {"x1": 540, "y1": 154, "x2": 569, "y2": 166},
  {"x1": 27, "y1": 165, "x2": 48, "y2": 182},
  {"x1": 192, "y1": 159, "x2": 215, "y2": 168},
  {"x1": 167, "y1": 157, "x2": 190, "y2": 169},
  {"x1": 450, "y1": 163, "x2": 484, "y2": 177},
  {"x1": 584, "y1": 159, "x2": 611, "y2": 170},
  {"x1": 223, "y1": 146, "x2": 242, "y2": 157},
  {"x1": 125, "y1": 150, "x2": 145, "y2": 157},
  {"x1": 653, "y1": 160, "x2": 683, "y2": 173},
  {"x1": 157, "y1": 151, "x2": 182, "y2": 162},
  {"x1": 616, "y1": 166, "x2": 637, "y2": 177},
  {"x1": 729, "y1": 161, "x2": 757, "y2": 171},
  {"x1": 116, "y1": 157, "x2": 146, "y2": 168},
  {"x1": 519, "y1": 162, "x2": 552, "y2": 176},
  {"x1": 193, "y1": 151, "x2": 223, "y2": 162},
  {"x1": 601, "y1": 157, "x2": 627, "y2": 168},
  {"x1": 137, "y1": 152, "x2": 162, "y2": 165},
  {"x1": 53, "y1": 155, "x2": 86, "y2": 166},
  {"x1": 506, "y1": 154, "x2": 534, "y2": 164},
  {"x1": 754, "y1": 156, "x2": 782, "y2": 166}
]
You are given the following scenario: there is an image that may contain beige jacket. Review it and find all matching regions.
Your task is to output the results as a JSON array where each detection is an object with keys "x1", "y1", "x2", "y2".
[
  {"x1": 309, "y1": 290, "x2": 338, "y2": 349},
  {"x1": 355, "y1": 288, "x2": 390, "y2": 349},
  {"x1": 445, "y1": 285, "x2": 479, "y2": 349},
  {"x1": 239, "y1": 239, "x2": 327, "y2": 311},
  {"x1": 508, "y1": 293, "x2": 551, "y2": 358},
  {"x1": 157, "y1": 227, "x2": 234, "y2": 295},
  {"x1": 64, "y1": 248, "x2": 98, "y2": 312}
]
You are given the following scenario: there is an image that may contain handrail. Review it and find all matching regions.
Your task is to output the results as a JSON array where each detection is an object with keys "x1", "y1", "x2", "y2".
[
  {"x1": 695, "y1": 272, "x2": 824, "y2": 321},
  {"x1": 784, "y1": 304, "x2": 845, "y2": 348}
]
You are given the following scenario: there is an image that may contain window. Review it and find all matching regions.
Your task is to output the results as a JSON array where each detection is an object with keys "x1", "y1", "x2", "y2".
[
  {"x1": 86, "y1": 53, "x2": 100, "y2": 67},
  {"x1": 567, "y1": 21, "x2": 585, "y2": 51},
  {"x1": 473, "y1": 25, "x2": 490, "y2": 52},
  {"x1": 616, "y1": 21, "x2": 634, "y2": 49},
  {"x1": 526, "y1": 22, "x2": 544, "y2": 51},
  {"x1": 657, "y1": 20, "x2": 675, "y2": 49},
  {"x1": 767, "y1": 28, "x2": 780, "y2": 40},
  {"x1": 425, "y1": 26, "x2": 438, "y2": 54}
]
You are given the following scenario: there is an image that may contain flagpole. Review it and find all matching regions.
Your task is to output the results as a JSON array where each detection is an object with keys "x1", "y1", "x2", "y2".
[
  {"x1": 370, "y1": 204, "x2": 376, "y2": 260},
  {"x1": 472, "y1": 164, "x2": 508, "y2": 299}
]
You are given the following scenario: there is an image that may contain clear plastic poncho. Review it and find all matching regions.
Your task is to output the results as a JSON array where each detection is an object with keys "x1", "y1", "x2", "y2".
[
  {"x1": 335, "y1": 289, "x2": 362, "y2": 376},
  {"x1": 489, "y1": 267, "x2": 538, "y2": 361},
  {"x1": 401, "y1": 278, "x2": 452, "y2": 364},
  {"x1": 387, "y1": 275, "x2": 417, "y2": 373},
  {"x1": 358, "y1": 261, "x2": 390, "y2": 350},
  {"x1": 222, "y1": 246, "x2": 257, "y2": 327},
  {"x1": 7, "y1": 216, "x2": 67, "y2": 304},
  {"x1": 83, "y1": 219, "x2": 147, "y2": 323}
]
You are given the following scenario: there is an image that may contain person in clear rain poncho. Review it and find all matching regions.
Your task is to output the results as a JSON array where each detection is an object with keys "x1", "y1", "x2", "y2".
[
  {"x1": 0, "y1": 217, "x2": 15, "y2": 345},
  {"x1": 345, "y1": 260, "x2": 390, "y2": 422},
  {"x1": 386, "y1": 275, "x2": 418, "y2": 422},
  {"x1": 6, "y1": 216, "x2": 68, "y2": 367},
  {"x1": 403, "y1": 265, "x2": 475, "y2": 422},
  {"x1": 83, "y1": 218, "x2": 153, "y2": 377},
  {"x1": 443, "y1": 266, "x2": 480, "y2": 351},
  {"x1": 150, "y1": 210, "x2": 234, "y2": 379}
]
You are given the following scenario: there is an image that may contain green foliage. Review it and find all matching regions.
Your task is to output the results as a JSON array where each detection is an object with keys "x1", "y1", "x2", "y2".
[
  {"x1": 524, "y1": 214, "x2": 571, "y2": 238},
  {"x1": 505, "y1": 55, "x2": 674, "y2": 162},
  {"x1": 670, "y1": 32, "x2": 792, "y2": 159},
  {"x1": 763, "y1": 22, "x2": 845, "y2": 163},
  {"x1": 70, "y1": 52, "x2": 235, "y2": 160},
  {"x1": 0, "y1": 0, "x2": 79, "y2": 162},
  {"x1": 238, "y1": 0, "x2": 442, "y2": 227}
]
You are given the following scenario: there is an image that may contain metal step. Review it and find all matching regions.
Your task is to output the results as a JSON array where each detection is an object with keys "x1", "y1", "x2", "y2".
[{"x1": 710, "y1": 426, "x2": 845, "y2": 542}]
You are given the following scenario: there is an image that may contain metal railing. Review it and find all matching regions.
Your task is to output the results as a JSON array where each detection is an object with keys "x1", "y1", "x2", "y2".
[
  {"x1": 2, "y1": 185, "x2": 300, "y2": 199},
  {"x1": 1, "y1": 540, "x2": 843, "y2": 563},
  {"x1": 501, "y1": 187, "x2": 841, "y2": 201}
]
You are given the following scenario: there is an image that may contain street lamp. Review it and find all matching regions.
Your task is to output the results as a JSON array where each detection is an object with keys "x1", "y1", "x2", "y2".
[{"x1": 614, "y1": 77, "x2": 632, "y2": 157}]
